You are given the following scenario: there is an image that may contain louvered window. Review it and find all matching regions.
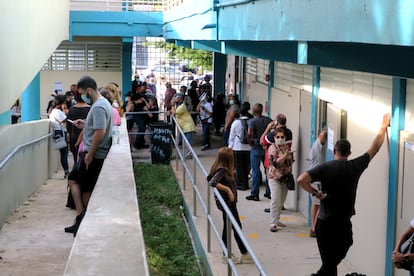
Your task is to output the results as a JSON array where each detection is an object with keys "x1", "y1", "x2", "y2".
[
  {"x1": 245, "y1": 58, "x2": 257, "y2": 77},
  {"x1": 42, "y1": 42, "x2": 122, "y2": 71}
]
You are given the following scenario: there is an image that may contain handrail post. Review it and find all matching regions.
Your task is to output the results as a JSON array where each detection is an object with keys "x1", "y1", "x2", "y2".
[{"x1": 193, "y1": 158, "x2": 197, "y2": 216}]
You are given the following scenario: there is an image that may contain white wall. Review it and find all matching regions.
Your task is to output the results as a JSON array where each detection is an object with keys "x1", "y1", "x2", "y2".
[
  {"x1": 40, "y1": 71, "x2": 122, "y2": 117},
  {"x1": 0, "y1": 0, "x2": 69, "y2": 113}
]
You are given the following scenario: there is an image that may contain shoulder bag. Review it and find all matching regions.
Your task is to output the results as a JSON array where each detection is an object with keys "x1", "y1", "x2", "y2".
[{"x1": 398, "y1": 232, "x2": 414, "y2": 271}]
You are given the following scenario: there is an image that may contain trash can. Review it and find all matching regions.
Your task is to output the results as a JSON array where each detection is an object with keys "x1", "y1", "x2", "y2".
[{"x1": 149, "y1": 122, "x2": 172, "y2": 164}]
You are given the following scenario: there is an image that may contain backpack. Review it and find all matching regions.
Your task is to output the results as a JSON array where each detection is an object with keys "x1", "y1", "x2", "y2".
[{"x1": 237, "y1": 118, "x2": 249, "y2": 144}]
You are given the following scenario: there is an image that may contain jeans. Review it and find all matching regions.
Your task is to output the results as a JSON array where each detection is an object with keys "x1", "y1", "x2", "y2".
[
  {"x1": 250, "y1": 146, "x2": 266, "y2": 196},
  {"x1": 202, "y1": 122, "x2": 211, "y2": 147}
]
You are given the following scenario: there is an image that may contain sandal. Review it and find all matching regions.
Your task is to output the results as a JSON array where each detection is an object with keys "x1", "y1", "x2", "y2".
[{"x1": 277, "y1": 222, "x2": 286, "y2": 227}]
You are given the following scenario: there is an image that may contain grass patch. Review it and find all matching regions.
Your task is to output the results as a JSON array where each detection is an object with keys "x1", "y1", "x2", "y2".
[{"x1": 134, "y1": 163, "x2": 200, "y2": 276}]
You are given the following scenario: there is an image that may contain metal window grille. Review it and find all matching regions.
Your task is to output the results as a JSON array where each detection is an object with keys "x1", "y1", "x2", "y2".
[{"x1": 42, "y1": 42, "x2": 122, "y2": 71}]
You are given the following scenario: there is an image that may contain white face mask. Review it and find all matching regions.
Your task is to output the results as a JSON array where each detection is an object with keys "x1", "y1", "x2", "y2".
[{"x1": 276, "y1": 137, "x2": 286, "y2": 145}]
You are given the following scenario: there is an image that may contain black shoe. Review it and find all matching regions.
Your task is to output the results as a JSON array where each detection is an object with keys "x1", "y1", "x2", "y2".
[
  {"x1": 64, "y1": 210, "x2": 85, "y2": 235},
  {"x1": 236, "y1": 186, "x2": 249, "y2": 191},
  {"x1": 264, "y1": 193, "x2": 271, "y2": 199},
  {"x1": 246, "y1": 195, "x2": 259, "y2": 201},
  {"x1": 264, "y1": 208, "x2": 270, "y2": 213}
]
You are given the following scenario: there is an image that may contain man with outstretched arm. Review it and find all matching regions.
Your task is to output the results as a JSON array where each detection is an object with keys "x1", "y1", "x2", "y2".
[{"x1": 297, "y1": 113, "x2": 390, "y2": 276}]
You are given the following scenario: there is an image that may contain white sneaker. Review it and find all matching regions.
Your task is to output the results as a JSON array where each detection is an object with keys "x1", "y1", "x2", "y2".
[
  {"x1": 221, "y1": 254, "x2": 240, "y2": 264},
  {"x1": 239, "y1": 253, "x2": 254, "y2": 264}
]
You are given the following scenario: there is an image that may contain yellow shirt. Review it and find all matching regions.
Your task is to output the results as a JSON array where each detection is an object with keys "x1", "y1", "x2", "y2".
[{"x1": 175, "y1": 103, "x2": 195, "y2": 133}]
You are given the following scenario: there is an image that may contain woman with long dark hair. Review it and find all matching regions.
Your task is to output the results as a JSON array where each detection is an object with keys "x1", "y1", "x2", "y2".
[{"x1": 207, "y1": 147, "x2": 253, "y2": 264}]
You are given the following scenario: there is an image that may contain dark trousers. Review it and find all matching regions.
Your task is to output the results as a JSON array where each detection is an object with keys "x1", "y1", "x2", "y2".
[
  {"x1": 134, "y1": 115, "x2": 147, "y2": 147},
  {"x1": 234, "y1": 150, "x2": 250, "y2": 189},
  {"x1": 222, "y1": 201, "x2": 247, "y2": 255},
  {"x1": 315, "y1": 218, "x2": 353, "y2": 276}
]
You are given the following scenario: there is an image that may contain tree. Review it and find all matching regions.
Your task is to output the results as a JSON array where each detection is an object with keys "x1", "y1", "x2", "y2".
[{"x1": 148, "y1": 41, "x2": 213, "y2": 72}]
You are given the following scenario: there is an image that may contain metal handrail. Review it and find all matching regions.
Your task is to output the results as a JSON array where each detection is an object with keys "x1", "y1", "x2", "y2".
[
  {"x1": 0, "y1": 133, "x2": 52, "y2": 171},
  {"x1": 170, "y1": 115, "x2": 267, "y2": 275}
]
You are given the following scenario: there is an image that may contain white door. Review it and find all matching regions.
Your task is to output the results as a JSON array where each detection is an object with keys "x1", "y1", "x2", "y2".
[
  {"x1": 297, "y1": 90, "x2": 312, "y2": 217},
  {"x1": 394, "y1": 131, "x2": 414, "y2": 276}
]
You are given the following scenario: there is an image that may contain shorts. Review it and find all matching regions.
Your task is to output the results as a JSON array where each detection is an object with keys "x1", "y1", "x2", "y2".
[
  {"x1": 68, "y1": 152, "x2": 105, "y2": 193},
  {"x1": 311, "y1": 182, "x2": 322, "y2": 205}
]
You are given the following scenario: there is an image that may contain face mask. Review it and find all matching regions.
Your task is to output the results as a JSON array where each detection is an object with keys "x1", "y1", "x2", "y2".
[
  {"x1": 81, "y1": 94, "x2": 91, "y2": 104},
  {"x1": 50, "y1": 96, "x2": 55, "y2": 101},
  {"x1": 229, "y1": 100, "x2": 235, "y2": 105},
  {"x1": 276, "y1": 138, "x2": 286, "y2": 145}
]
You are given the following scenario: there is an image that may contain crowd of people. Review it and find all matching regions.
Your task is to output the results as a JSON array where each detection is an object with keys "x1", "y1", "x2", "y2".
[{"x1": 44, "y1": 76, "x2": 407, "y2": 275}]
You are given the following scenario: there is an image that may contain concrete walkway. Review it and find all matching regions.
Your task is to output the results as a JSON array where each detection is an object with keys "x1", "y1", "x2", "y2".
[{"x1": 172, "y1": 130, "x2": 357, "y2": 276}]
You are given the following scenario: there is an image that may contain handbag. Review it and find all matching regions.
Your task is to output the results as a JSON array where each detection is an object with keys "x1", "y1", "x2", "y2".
[
  {"x1": 53, "y1": 129, "x2": 67, "y2": 150},
  {"x1": 399, "y1": 232, "x2": 414, "y2": 271},
  {"x1": 285, "y1": 173, "x2": 295, "y2": 191}
]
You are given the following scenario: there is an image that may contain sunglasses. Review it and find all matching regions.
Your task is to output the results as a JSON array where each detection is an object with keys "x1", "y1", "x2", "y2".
[{"x1": 276, "y1": 136, "x2": 285, "y2": 139}]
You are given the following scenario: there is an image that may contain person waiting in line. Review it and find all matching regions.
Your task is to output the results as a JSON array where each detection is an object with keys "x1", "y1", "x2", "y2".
[
  {"x1": 261, "y1": 113, "x2": 293, "y2": 211},
  {"x1": 123, "y1": 91, "x2": 136, "y2": 147},
  {"x1": 170, "y1": 91, "x2": 195, "y2": 159},
  {"x1": 99, "y1": 87, "x2": 121, "y2": 126},
  {"x1": 49, "y1": 95, "x2": 70, "y2": 178},
  {"x1": 196, "y1": 92, "x2": 213, "y2": 151},
  {"x1": 392, "y1": 217, "x2": 414, "y2": 275},
  {"x1": 145, "y1": 96, "x2": 159, "y2": 125},
  {"x1": 105, "y1": 83, "x2": 124, "y2": 117},
  {"x1": 66, "y1": 90, "x2": 90, "y2": 164},
  {"x1": 213, "y1": 93, "x2": 226, "y2": 136},
  {"x1": 308, "y1": 126, "x2": 327, "y2": 237},
  {"x1": 10, "y1": 99, "x2": 21, "y2": 124},
  {"x1": 131, "y1": 83, "x2": 150, "y2": 149},
  {"x1": 223, "y1": 94, "x2": 240, "y2": 146},
  {"x1": 267, "y1": 128, "x2": 295, "y2": 232},
  {"x1": 187, "y1": 80, "x2": 199, "y2": 125},
  {"x1": 64, "y1": 91, "x2": 74, "y2": 111},
  {"x1": 297, "y1": 113, "x2": 390, "y2": 276},
  {"x1": 245, "y1": 103, "x2": 272, "y2": 201},
  {"x1": 65, "y1": 76, "x2": 113, "y2": 236},
  {"x1": 163, "y1": 82, "x2": 176, "y2": 122},
  {"x1": 207, "y1": 147, "x2": 254, "y2": 264},
  {"x1": 228, "y1": 104, "x2": 251, "y2": 191}
]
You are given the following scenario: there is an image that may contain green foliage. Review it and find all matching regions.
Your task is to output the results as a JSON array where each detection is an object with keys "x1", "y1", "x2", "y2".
[
  {"x1": 135, "y1": 163, "x2": 201, "y2": 276},
  {"x1": 146, "y1": 41, "x2": 213, "y2": 71}
]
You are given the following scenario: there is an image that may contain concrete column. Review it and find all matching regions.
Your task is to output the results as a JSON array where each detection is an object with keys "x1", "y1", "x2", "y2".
[
  {"x1": 213, "y1": 52, "x2": 227, "y2": 97},
  {"x1": 122, "y1": 38, "x2": 133, "y2": 98}
]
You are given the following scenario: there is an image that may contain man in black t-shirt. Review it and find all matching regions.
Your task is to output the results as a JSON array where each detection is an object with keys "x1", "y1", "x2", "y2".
[{"x1": 297, "y1": 114, "x2": 390, "y2": 276}]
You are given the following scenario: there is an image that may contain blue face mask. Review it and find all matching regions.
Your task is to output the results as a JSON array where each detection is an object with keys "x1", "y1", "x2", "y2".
[
  {"x1": 81, "y1": 94, "x2": 91, "y2": 104},
  {"x1": 229, "y1": 100, "x2": 235, "y2": 105}
]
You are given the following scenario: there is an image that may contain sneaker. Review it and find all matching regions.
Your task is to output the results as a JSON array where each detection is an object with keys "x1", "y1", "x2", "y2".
[
  {"x1": 246, "y1": 195, "x2": 259, "y2": 201},
  {"x1": 270, "y1": 225, "x2": 278, "y2": 232},
  {"x1": 236, "y1": 186, "x2": 249, "y2": 191},
  {"x1": 221, "y1": 254, "x2": 239, "y2": 264},
  {"x1": 201, "y1": 145, "x2": 211, "y2": 151},
  {"x1": 264, "y1": 208, "x2": 270, "y2": 213},
  {"x1": 239, "y1": 254, "x2": 254, "y2": 264},
  {"x1": 264, "y1": 193, "x2": 271, "y2": 199}
]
